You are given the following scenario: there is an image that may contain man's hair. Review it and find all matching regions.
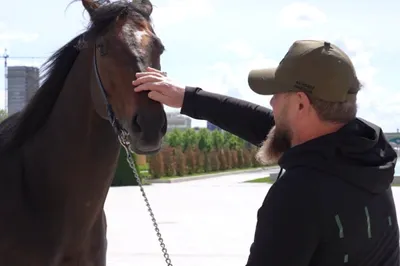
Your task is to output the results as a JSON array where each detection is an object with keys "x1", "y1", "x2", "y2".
[{"x1": 304, "y1": 80, "x2": 363, "y2": 124}]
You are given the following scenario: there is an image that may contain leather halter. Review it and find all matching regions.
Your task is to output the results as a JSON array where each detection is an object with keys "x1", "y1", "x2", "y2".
[{"x1": 92, "y1": 41, "x2": 127, "y2": 137}]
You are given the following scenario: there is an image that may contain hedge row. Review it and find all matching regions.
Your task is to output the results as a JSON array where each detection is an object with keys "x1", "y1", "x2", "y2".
[
  {"x1": 147, "y1": 145, "x2": 263, "y2": 179},
  {"x1": 112, "y1": 149, "x2": 142, "y2": 186}
]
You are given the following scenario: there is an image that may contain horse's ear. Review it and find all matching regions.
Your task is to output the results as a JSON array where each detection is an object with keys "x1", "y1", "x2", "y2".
[
  {"x1": 82, "y1": 0, "x2": 101, "y2": 16},
  {"x1": 133, "y1": 0, "x2": 153, "y2": 16}
]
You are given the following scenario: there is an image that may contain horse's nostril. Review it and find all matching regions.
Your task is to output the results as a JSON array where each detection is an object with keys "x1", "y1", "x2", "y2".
[
  {"x1": 131, "y1": 114, "x2": 141, "y2": 132},
  {"x1": 131, "y1": 109, "x2": 167, "y2": 135}
]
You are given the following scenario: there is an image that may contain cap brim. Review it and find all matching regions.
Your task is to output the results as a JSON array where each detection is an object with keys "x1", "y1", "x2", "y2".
[{"x1": 248, "y1": 68, "x2": 283, "y2": 95}]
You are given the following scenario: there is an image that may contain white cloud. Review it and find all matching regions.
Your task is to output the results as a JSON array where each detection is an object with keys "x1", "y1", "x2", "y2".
[
  {"x1": 0, "y1": 23, "x2": 41, "y2": 104},
  {"x1": 0, "y1": 32, "x2": 39, "y2": 43},
  {"x1": 196, "y1": 63, "x2": 233, "y2": 96},
  {"x1": 278, "y1": 2, "x2": 327, "y2": 28},
  {"x1": 6, "y1": 58, "x2": 44, "y2": 68},
  {"x1": 197, "y1": 41, "x2": 278, "y2": 107},
  {"x1": 196, "y1": 35, "x2": 400, "y2": 131},
  {"x1": 189, "y1": 50, "x2": 277, "y2": 128},
  {"x1": 0, "y1": 22, "x2": 39, "y2": 43},
  {"x1": 297, "y1": 34, "x2": 378, "y2": 90},
  {"x1": 152, "y1": 0, "x2": 214, "y2": 28},
  {"x1": 230, "y1": 54, "x2": 278, "y2": 105},
  {"x1": 223, "y1": 40, "x2": 254, "y2": 59},
  {"x1": 301, "y1": 34, "x2": 400, "y2": 130}
]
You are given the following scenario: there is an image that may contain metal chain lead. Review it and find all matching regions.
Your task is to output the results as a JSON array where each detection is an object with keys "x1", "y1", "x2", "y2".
[{"x1": 118, "y1": 133, "x2": 173, "y2": 266}]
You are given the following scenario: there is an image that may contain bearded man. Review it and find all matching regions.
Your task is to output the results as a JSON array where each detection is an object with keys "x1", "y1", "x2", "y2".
[{"x1": 132, "y1": 40, "x2": 399, "y2": 266}]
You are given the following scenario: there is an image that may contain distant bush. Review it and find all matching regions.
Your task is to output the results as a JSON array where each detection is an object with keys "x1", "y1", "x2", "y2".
[
  {"x1": 162, "y1": 146, "x2": 176, "y2": 177},
  {"x1": 113, "y1": 128, "x2": 273, "y2": 181},
  {"x1": 147, "y1": 145, "x2": 270, "y2": 179},
  {"x1": 148, "y1": 151, "x2": 164, "y2": 179},
  {"x1": 112, "y1": 149, "x2": 143, "y2": 186},
  {"x1": 174, "y1": 147, "x2": 187, "y2": 176}
]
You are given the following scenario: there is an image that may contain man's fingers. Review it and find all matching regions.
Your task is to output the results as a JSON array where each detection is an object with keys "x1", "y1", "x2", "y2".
[
  {"x1": 146, "y1": 67, "x2": 165, "y2": 75},
  {"x1": 134, "y1": 82, "x2": 164, "y2": 93},
  {"x1": 148, "y1": 91, "x2": 169, "y2": 104},
  {"x1": 133, "y1": 83, "x2": 150, "y2": 92},
  {"x1": 135, "y1": 72, "x2": 163, "y2": 78},
  {"x1": 133, "y1": 75, "x2": 162, "y2": 87},
  {"x1": 136, "y1": 71, "x2": 165, "y2": 80}
]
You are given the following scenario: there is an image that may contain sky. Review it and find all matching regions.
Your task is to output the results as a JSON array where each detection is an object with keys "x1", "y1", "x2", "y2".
[{"x1": 0, "y1": 0, "x2": 400, "y2": 131}]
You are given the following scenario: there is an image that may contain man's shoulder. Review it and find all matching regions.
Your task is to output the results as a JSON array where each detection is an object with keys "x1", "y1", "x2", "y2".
[
  {"x1": 267, "y1": 166, "x2": 339, "y2": 204},
  {"x1": 259, "y1": 168, "x2": 324, "y2": 224},
  {"x1": 277, "y1": 166, "x2": 326, "y2": 185},
  {"x1": 265, "y1": 167, "x2": 323, "y2": 204}
]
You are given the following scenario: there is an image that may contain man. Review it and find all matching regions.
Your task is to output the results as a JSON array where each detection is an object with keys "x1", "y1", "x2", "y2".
[{"x1": 133, "y1": 40, "x2": 399, "y2": 265}]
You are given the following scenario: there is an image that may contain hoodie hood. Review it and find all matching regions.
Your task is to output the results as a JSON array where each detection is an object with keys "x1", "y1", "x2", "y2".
[{"x1": 278, "y1": 118, "x2": 398, "y2": 194}]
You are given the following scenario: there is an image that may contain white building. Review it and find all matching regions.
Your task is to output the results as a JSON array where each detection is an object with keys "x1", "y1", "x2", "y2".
[
  {"x1": 7, "y1": 66, "x2": 40, "y2": 115},
  {"x1": 166, "y1": 112, "x2": 191, "y2": 131}
]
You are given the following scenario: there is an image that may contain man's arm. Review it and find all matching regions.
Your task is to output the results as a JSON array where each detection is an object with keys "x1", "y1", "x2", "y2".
[
  {"x1": 246, "y1": 173, "x2": 320, "y2": 266},
  {"x1": 180, "y1": 87, "x2": 275, "y2": 146}
]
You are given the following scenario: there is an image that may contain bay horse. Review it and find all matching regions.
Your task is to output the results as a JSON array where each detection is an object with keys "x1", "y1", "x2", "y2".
[{"x1": 0, "y1": 0, "x2": 167, "y2": 265}]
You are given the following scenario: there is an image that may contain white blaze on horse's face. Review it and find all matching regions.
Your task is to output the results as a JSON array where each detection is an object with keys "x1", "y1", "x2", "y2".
[
  {"x1": 121, "y1": 24, "x2": 150, "y2": 57},
  {"x1": 134, "y1": 30, "x2": 148, "y2": 44},
  {"x1": 134, "y1": 30, "x2": 149, "y2": 57}
]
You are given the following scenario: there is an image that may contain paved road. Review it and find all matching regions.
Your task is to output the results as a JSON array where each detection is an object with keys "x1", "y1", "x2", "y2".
[
  {"x1": 104, "y1": 169, "x2": 400, "y2": 266},
  {"x1": 168, "y1": 166, "x2": 281, "y2": 186}
]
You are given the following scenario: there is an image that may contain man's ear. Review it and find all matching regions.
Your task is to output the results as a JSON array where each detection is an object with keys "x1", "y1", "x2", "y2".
[{"x1": 296, "y1": 92, "x2": 312, "y2": 111}]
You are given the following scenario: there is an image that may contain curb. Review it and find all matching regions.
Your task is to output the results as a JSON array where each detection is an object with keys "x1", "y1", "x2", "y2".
[
  {"x1": 392, "y1": 175, "x2": 400, "y2": 185},
  {"x1": 146, "y1": 166, "x2": 279, "y2": 184}
]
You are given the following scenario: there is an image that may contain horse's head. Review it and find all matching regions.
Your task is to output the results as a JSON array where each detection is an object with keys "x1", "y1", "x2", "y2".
[{"x1": 82, "y1": 0, "x2": 167, "y2": 155}]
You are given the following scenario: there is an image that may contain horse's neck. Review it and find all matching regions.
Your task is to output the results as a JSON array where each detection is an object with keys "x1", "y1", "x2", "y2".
[{"x1": 25, "y1": 47, "x2": 120, "y2": 224}]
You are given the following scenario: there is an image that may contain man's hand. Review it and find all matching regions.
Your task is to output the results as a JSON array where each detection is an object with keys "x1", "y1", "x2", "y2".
[{"x1": 133, "y1": 67, "x2": 185, "y2": 108}]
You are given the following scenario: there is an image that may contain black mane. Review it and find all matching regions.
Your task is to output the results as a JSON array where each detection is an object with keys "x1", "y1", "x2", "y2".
[{"x1": 0, "y1": 0, "x2": 153, "y2": 151}]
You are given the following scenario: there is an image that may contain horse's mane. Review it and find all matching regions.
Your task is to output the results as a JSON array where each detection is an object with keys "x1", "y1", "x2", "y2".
[{"x1": 0, "y1": 0, "x2": 153, "y2": 151}]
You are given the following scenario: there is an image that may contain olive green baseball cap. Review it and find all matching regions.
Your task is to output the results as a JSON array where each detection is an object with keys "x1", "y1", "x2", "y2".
[{"x1": 248, "y1": 40, "x2": 359, "y2": 102}]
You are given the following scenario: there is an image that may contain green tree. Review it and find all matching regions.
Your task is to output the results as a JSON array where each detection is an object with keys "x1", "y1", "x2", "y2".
[
  {"x1": 0, "y1": 109, "x2": 7, "y2": 123},
  {"x1": 197, "y1": 128, "x2": 212, "y2": 151},
  {"x1": 224, "y1": 132, "x2": 244, "y2": 150},
  {"x1": 182, "y1": 128, "x2": 198, "y2": 151},
  {"x1": 112, "y1": 149, "x2": 142, "y2": 186},
  {"x1": 237, "y1": 137, "x2": 245, "y2": 149},
  {"x1": 165, "y1": 129, "x2": 184, "y2": 148},
  {"x1": 211, "y1": 130, "x2": 224, "y2": 150}
]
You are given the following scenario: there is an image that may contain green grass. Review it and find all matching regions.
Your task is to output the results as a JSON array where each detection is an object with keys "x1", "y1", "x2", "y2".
[
  {"x1": 244, "y1": 176, "x2": 274, "y2": 183},
  {"x1": 138, "y1": 163, "x2": 149, "y2": 172},
  {"x1": 243, "y1": 176, "x2": 400, "y2": 188},
  {"x1": 159, "y1": 167, "x2": 260, "y2": 180}
]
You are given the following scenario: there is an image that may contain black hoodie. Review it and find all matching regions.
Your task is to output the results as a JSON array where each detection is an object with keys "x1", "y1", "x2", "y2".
[{"x1": 181, "y1": 87, "x2": 400, "y2": 266}]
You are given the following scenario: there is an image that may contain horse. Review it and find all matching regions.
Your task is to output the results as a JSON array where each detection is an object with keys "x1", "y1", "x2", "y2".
[{"x1": 0, "y1": 0, "x2": 167, "y2": 265}]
